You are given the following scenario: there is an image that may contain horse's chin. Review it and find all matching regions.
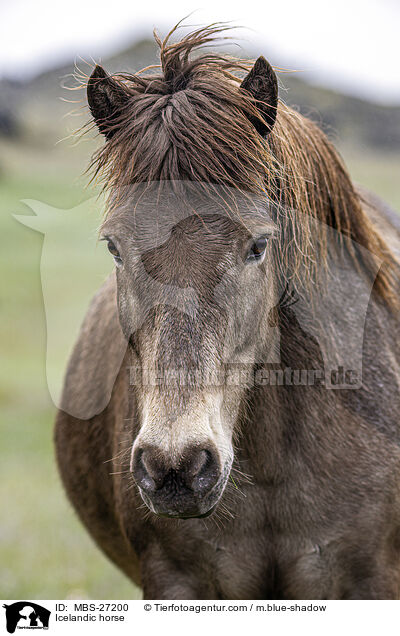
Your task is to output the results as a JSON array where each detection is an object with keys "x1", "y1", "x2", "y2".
[
  {"x1": 139, "y1": 488, "x2": 223, "y2": 520},
  {"x1": 138, "y1": 462, "x2": 232, "y2": 520},
  {"x1": 157, "y1": 504, "x2": 218, "y2": 520}
]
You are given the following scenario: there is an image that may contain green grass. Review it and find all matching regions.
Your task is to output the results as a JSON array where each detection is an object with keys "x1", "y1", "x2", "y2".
[
  {"x1": 342, "y1": 146, "x2": 400, "y2": 211},
  {"x1": 0, "y1": 134, "x2": 398, "y2": 600},
  {"x1": 0, "y1": 140, "x2": 140, "y2": 599},
  {"x1": 0, "y1": 410, "x2": 138, "y2": 599}
]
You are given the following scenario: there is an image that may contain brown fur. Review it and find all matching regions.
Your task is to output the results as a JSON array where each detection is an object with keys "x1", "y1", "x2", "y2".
[
  {"x1": 86, "y1": 24, "x2": 396, "y2": 304},
  {"x1": 56, "y1": 25, "x2": 400, "y2": 599}
]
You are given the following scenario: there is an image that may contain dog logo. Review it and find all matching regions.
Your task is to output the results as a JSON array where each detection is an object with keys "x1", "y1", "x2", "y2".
[{"x1": 2, "y1": 602, "x2": 50, "y2": 633}]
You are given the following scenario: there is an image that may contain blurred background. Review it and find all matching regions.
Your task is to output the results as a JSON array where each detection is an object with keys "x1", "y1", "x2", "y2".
[{"x1": 0, "y1": 0, "x2": 399, "y2": 599}]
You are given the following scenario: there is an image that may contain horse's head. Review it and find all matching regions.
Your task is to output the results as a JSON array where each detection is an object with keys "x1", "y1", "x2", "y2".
[
  {"x1": 87, "y1": 30, "x2": 279, "y2": 518},
  {"x1": 85, "y1": 24, "x2": 396, "y2": 520},
  {"x1": 101, "y1": 188, "x2": 280, "y2": 518}
]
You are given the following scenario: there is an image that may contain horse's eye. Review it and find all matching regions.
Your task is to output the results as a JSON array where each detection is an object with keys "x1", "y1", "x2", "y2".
[
  {"x1": 106, "y1": 239, "x2": 122, "y2": 263},
  {"x1": 246, "y1": 237, "x2": 268, "y2": 263}
]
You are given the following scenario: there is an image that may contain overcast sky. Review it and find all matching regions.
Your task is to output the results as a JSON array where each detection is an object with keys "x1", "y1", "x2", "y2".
[{"x1": 0, "y1": 0, "x2": 399, "y2": 104}]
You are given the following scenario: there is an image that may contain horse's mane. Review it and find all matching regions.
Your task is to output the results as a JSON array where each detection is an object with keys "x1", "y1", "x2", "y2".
[{"x1": 87, "y1": 23, "x2": 397, "y2": 306}]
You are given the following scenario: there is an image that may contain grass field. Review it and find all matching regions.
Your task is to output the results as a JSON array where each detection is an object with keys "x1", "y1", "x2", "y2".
[
  {"x1": 0, "y1": 132, "x2": 399, "y2": 599},
  {"x1": 0, "y1": 137, "x2": 140, "y2": 599}
]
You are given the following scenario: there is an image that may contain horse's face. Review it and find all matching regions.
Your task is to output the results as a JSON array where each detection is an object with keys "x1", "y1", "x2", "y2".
[
  {"x1": 102, "y1": 189, "x2": 278, "y2": 518},
  {"x1": 88, "y1": 47, "x2": 279, "y2": 519}
]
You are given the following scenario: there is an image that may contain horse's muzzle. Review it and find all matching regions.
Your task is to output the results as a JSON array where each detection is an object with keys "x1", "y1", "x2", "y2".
[{"x1": 131, "y1": 443, "x2": 224, "y2": 518}]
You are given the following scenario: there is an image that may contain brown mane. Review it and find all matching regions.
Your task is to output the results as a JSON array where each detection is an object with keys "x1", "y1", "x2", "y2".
[{"x1": 87, "y1": 23, "x2": 397, "y2": 305}]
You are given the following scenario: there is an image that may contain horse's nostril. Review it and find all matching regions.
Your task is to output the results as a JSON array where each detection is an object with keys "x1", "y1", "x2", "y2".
[
  {"x1": 132, "y1": 448, "x2": 157, "y2": 494},
  {"x1": 186, "y1": 449, "x2": 208, "y2": 478},
  {"x1": 188, "y1": 449, "x2": 220, "y2": 494}
]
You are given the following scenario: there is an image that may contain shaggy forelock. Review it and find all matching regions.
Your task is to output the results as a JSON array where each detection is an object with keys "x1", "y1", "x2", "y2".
[{"x1": 86, "y1": 23, "x2": 397, "y2": 306}]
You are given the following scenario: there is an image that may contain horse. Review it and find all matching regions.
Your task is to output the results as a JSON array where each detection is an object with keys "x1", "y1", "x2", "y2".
[{"x1": 55, "y1": 24, "x2": 400, "y2": 599}]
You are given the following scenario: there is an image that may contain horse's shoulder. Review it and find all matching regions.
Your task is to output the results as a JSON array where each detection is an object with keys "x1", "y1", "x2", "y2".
[{"x1": 59, "y1": 272, "x2": 128, "y2": 420}]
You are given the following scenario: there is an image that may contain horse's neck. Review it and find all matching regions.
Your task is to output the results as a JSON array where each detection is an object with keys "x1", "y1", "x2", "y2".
[{"x1": 237, "y1": 280, "x2": 399, "y2": 485}]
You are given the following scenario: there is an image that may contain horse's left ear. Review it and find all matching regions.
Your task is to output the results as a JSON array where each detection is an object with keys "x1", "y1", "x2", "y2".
[
  {"x1": 240, "y1": 56, "x2": 278, "y2": 137},
  {"x1": 87, "y1": 65, "x2": 130, "y2": 139}
]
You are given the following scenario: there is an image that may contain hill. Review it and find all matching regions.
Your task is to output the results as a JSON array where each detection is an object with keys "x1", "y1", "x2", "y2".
[{"x1": 1, "y1": 38, "x2": 399, "y2": 153}]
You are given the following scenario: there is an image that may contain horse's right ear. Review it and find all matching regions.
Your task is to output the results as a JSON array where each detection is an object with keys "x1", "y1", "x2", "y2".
[
  {"x1": 87, "y1": 65, "x2": 130, "y2": 139},
  {"x1": 240, "y1": 56, "x2": 278, "y2": 137}
]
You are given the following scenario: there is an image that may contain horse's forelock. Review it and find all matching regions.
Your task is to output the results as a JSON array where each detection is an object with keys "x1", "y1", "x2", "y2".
[{"x1": 87, "y1": 22, "x2": 397, "y2": 308}]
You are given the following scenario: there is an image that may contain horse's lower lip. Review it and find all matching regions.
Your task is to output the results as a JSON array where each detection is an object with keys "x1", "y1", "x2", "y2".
[
  {"x1": 157, "y1": 505, "x2": 217, "y2": 520},
  {"x1": 138, "y1": 469, "x2": 230, "y2": 519}
]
